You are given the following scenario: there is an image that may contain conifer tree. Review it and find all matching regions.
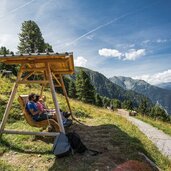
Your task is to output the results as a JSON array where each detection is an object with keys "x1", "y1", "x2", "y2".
[
  {"x1": 95, "y1": 93, "x2": 103, "y2": 107},
  {"x1": 102, "y1": 97, "x2": 111, "y2": 108},
  {"x1": 76, "y1": 70, "x2": 95, "y2": 104},
  {"x1": 0, "y1": 46, "x2": 18, "y2": 75},
  {"x1": 112, "y1": 99, "x2": 121, "y2": 109},
  {"x1": 150, "y1": 104, "x2": 168, "y2": 121},
  {"x1": 68, "y1": 80, "x2": 76, "y2": 98},
  {"x1": 18, "y1": 20, "x2": 53, "y2": 53},
  {"x1": 138, "y1": 98, "x2": 149, "y2": 115},
  {"x1": 122, "y1": 100, "x2": 133, "y2": 110}
]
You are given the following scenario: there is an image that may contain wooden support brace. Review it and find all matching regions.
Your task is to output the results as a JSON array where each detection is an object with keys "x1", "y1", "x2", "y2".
[
  {"x1": 18, "y1": 80, "x2": 49, "y2": 84},
  {"x1": 59, "y1": 75, "x2": 73, "y2": 119},
  {"x1": 46, "y1": 63, "x2": 65, "y2": 133},
  {"x1": 0, "y1": 66, "x2": 23, "y2": 132}
]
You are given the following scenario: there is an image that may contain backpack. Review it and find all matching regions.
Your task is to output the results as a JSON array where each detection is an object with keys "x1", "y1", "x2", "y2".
[
  {"x1": 52, "y1": 132, "x2": 71, "y2": 158},
  {"x1": 66, "y1": 132, "x2": 101, "y2": 156},
  {"x1": 66, "y1": 132, "x2": 87, "y2": 154},
  {"x1": 53, "y1": 132, "x2": 101, "y2": 158}
]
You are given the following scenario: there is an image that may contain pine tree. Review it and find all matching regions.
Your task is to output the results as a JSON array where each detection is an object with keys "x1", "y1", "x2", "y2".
[
  {"x1": 76, "y1": 70, "x2": 95, "y2": 104},
  {"x1": 138, "y1": 98, "x2": 149, "y2": 115},
  {"x1": 150, "y1": 105, "x2": 168, "y2": 121},
  {"x1": 68, "y1": 80, "x2": 76, "y2": 98},
  {"x1": 0, "y1": 46, "x2": 18, "y2": 75},
  {"x1": 44, "y1": 43, "x2": 54, "y2": 52},
  {"x1": 18, "y1": 20, "x2": 53, "y2": 53},
  {"x1": 102, "y1": 97, "x2": 111, "y2": 108},
  {"x1": 0, "y1": 46, "x2": 10, "y2": 55},
  {"x1": 95, "y1": 93, "x2": 103, "y2": 107},
  {"x1": 122, "y1": 100, "x2": 133, "y2": 110},
  {"x1": 112, "y1": 99, "x2": 121, "y2": 109}
]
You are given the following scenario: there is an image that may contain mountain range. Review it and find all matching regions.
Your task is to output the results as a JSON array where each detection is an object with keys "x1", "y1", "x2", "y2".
[
  {"x1": 157, "y1": 82, "x2": 171, "y2": 90},
  {"x1": 68, "y1": 67, "x2": 171, "y2": 115},
  {"x1": 109, "y1": 76, "x2": 171, "y2": 114},
  {"x1": 69, "y1": 67, "x2": 152, "y2": 109}
]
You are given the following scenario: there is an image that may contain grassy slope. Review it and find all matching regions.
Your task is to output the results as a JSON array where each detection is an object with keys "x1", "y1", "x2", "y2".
[
  {"x1": 136, "y1": 114, "x2": 171, "y2": 136},
  {"x1": 0, "y1": 75, "x2": 171, "y2": 171}
]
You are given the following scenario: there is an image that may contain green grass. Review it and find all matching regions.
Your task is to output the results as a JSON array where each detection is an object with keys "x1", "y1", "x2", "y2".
[
  {"x1": 0, "y1": 75, "x2": 171, "y2": 170},
  {"x1": 0, "y1": 160, "x2": 14, "y2": 171},
  {"x1": 136, "y1": 114, "x2": 171, "y2": 136}
]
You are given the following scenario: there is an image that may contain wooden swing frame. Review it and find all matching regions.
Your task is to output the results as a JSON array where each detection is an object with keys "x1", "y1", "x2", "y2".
[{"x1": 0, "y1": 52, "x2": 74, "y2": 136}]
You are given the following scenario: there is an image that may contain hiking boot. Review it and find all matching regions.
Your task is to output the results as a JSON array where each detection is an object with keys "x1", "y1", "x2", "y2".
[
  {"x1": 63, "y1": 119, "x2": 72, "y2": 128},
  {"x1": 63, "y1": 112, "x2": 71, "y2": 118}
]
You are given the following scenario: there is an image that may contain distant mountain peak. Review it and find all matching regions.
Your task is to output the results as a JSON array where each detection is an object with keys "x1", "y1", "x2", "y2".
[{"x1": 109, "y1": 75, "x2": 171, "y2": 114}]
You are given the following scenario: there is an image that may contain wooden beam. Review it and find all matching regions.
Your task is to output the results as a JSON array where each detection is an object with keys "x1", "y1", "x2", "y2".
[
  {"x1": 52, "y1": 73, "x2": 61, "y2": 87},
  {"x1": 46, "y1": 63, "x2": 65, "y2": 133},
  {"x1": 0, "y1": 66, "x2": 23, "y2": 131},
  {"x1": 18, "y1": 80, "x2": 49, "y2": 84},
  {"x1": 59, "y1": 75, "x2": 73, "y2": 119},
  {"x1": 4, "y1": 58, "x2": 69, "y2": 64},
  {"x1": 22, "y1": 71, "x2": 35, "y2": 81},
  {"x1": 21, "y1": 68, "x2": 46, "y2": 72},
  {"x1": 40, "y1": 84, "x2": 45, "y2": 97},
  {"x1": 1, "y1": 129, "x2": 59, "y2": 137}
]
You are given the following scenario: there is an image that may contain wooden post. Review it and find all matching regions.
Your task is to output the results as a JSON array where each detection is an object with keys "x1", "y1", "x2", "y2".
[
  {"x1": 59, "y1": 75, "x2": 73, "y2": 119},
  {"x1": 46, "y1": 63, "x2": 65, "y2": 133},
  {"x1": 0, "y1": 67, "x2": 23, "y2": 132},
  {"x1": 40, "y1": 84, "x2": 45, "y2": 97}
]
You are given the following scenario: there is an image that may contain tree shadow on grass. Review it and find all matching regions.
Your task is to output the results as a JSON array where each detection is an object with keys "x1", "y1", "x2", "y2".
[{"x1": 49, "y1": 123, "x2": 158, "y2": 171}]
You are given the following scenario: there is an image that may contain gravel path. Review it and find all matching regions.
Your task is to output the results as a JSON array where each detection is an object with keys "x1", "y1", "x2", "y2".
[{"x1": 127, "y1": 116, "x2": 171, "y2": 159}]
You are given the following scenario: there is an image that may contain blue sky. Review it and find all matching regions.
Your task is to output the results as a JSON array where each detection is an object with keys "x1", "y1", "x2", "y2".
[{"x1": 0, "y1": 0, "x2": 171, "y2": 84}]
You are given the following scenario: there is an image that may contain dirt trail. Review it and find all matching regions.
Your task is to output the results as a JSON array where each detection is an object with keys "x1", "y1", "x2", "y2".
[{"x1": 127, "y1": 116, "x2": 171, "y2": 159}]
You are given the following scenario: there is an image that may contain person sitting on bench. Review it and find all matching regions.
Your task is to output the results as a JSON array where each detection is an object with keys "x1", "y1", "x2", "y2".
[
  {"x1": 26, "y1": 93, "x2": 72, "y2": 127},
  {"x1": 37, "y1": 95, "x2": 71, "y2": 118}
]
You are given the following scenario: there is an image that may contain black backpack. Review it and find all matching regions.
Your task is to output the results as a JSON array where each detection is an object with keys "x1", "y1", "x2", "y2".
[
  {"x1": 66, "y1": 132, "x2": 87, "y2": 154},
  {"x1": 66, "y1": 132, "x2": 101, "y2": 156}
]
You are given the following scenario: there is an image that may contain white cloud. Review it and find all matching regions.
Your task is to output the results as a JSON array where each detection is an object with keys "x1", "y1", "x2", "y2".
[
  {"x1": 156, "y1": 39, "x2": 167, "y2": 43},
  {"x1": 124, "y1": 49, "x2": 146, "y2": 61},
  {"x1": 74, "y1": 56, "x2": 87, "y2": 67},
  {"x1": 133, "y1": 69, "x2": 171, "y2": 85},
  {"x1": 99, "y1": 48, "x2": 146, "y2": 61},
  {"x1": 98, "y1": 48, "x2": 122, "y2": 59}
]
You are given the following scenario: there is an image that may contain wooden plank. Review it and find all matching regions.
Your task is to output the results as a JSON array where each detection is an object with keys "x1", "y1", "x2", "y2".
[
  {"x1": 22, "y1": 71, "x2": 35, "y2": 81},
  {"x1": 0, "y1": 53, "x2": 73, "y2": 61},
  {"x1": 1, "y1": 129, "x2": 59, "y2": 136},
  {"x1": 18, "y1": 80, "x2": 49, "y2": 84},
  {"x1": 52, "y1": 73, "x2": 61, "y2": 87},
  {"x1": 21, "y1": 68, "x2": 46, "y2": 72},
  {"x1": 40, "y1": 84, "x2": 45, "y2": 97},
  {"x1": 46, "y1": 63, "x2": 65, "y2": 133},
  {"x1": 3, "y1": 58, "x2": 69, "y2": 64}
]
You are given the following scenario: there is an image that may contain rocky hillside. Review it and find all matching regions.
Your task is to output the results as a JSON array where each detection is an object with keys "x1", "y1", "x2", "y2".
[
  {"x1": 68, "y1": 67, "x2": 152, "y2": 108},
  {"x1": 109, "y1": 76, "x2": 171, "y2": 114}
]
